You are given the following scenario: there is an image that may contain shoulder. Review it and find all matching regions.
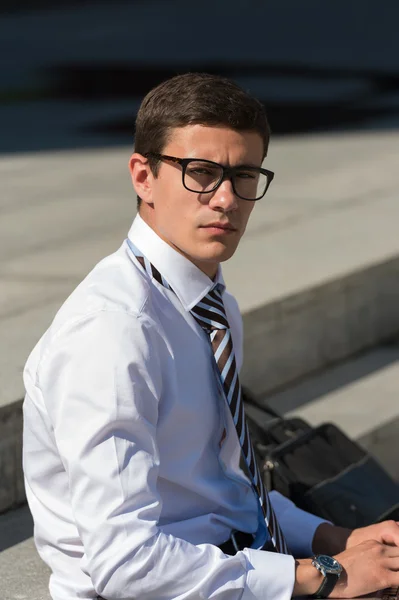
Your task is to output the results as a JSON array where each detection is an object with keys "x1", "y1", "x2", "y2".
[
  {"x1": 26, "y1": 243, "x2": 160, "y2": 371},
  {"x1": 55, "y1": 242, "x2": 151, "y2": 323}
]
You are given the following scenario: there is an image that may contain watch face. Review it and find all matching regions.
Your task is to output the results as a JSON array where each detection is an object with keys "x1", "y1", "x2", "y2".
[{"x1": 317, "y1": 555, "x2": 342, "y2": 574}]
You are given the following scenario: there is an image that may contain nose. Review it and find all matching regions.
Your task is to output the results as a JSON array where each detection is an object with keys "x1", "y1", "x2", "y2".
[{"x1": 209, "y1": 177, "x2": 238, "y2": 212}]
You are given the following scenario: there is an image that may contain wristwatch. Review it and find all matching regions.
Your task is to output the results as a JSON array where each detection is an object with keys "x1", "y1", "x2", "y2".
[{"x1": 311, "y1": 554, "x2": 343, "y2": 598}]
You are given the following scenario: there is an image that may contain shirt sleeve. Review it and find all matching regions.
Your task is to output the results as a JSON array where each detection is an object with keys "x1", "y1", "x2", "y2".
[
  {"x1": 38, "y1": 310, "x2": 295, "y2": 600},
  {"x1": 270, "y1": 490, "x2": 330, "y2": 557}
]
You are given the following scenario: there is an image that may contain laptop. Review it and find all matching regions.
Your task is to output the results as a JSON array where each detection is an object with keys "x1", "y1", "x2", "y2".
[
  {"x1": 302, "y1": 588, "x2": 399, "y2": 600},
  {"x1": 366, "y1": 588, "x2": 399, "y2": 600}
]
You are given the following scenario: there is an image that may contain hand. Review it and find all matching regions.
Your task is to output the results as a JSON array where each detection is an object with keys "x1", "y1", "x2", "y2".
[
  {"x1": 312, "y1": 521, "x2": 399, "y2": 556},
  {"x1": 346, "y1": 521, "x2": 399, "y2": 549},
  {"x1": 332, "y1": 539, "x2": 399, "y2": 598},
  {"x1": 294, "y1": 539, "x2": 399, "y2": 597}
]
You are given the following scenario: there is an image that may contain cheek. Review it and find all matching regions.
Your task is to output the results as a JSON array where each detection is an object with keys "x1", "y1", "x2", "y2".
[
  {"x1": 241, "y1": 203, "x2": 255, "y2": 229},
  {"x1": 156, "y1": 190, "x2": 195, "y2": 235},
  {"x1": 153, "y1": 176, "x2": 179, "y2": 214}
]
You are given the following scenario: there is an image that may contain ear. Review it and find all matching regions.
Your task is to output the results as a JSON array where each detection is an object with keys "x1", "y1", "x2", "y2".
[{"x1": 128, "y1": 153, "x2": 154, "y2": 206}]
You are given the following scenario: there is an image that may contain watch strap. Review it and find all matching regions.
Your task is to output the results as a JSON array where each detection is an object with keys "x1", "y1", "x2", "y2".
[{"x1": 313, "y1": 572, "x2": 339, "y2": 598}]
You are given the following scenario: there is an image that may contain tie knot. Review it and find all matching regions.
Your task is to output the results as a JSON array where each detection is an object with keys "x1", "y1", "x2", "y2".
[{"x1": 191, "y1": 286, "x2": 229, "y2": 332}]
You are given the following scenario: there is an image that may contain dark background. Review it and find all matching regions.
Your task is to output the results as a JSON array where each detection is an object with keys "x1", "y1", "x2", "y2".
[{"x1": 1, "y1": 0, "x2": 399, "y2": 154}]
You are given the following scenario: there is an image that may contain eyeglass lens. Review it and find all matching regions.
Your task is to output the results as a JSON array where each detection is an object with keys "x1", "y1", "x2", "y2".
[{"x1": 183, "y1": 160, "x2": 268, "y2": 200}]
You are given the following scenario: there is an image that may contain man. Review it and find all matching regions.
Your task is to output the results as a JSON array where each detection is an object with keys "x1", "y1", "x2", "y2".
[{"x1": 23, "y1": 73, "x2": 399, "y2": 600}]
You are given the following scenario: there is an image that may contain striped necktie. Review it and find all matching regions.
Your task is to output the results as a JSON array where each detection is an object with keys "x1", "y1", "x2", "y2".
[{"x1": 127, "y1": 239, "x2": 289, "y2": 554}]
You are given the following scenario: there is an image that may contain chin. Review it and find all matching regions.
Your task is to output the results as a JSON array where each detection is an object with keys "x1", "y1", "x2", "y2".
[
  {"x1": 201, "y1": 245, "x2": 238, "y2": 264},
  {"x1": 179, "y1": 239, "x2": 239, "y2": 270}
]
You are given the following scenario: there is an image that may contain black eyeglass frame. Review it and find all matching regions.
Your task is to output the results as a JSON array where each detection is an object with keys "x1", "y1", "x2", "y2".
[{"x1": 144, "y1": 152, "x2": 274, "y2": 201}]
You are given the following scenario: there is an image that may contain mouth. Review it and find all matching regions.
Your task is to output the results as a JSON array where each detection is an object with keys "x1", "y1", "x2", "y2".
[{"x1": 201, "y1": 223, "x2": 237, "y2": 233}]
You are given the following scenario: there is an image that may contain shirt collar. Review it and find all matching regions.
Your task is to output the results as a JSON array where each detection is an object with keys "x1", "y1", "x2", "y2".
[{"x1": 127, "y1": 214, "x2": 226, "y2": 311}]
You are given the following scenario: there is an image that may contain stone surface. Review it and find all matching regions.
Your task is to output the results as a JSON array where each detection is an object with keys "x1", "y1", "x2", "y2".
[
  {"x1": 1, "y1": 344, "x2": 399, "y2": 600},
  {"x1": 241, "y1": 255, "x2": 399, "y2": 397},
  {"x1": 0, "y1": 401, "x2": 24, "y2": 512},
  {"x1": 2, "y1": 130, "x2": 399, "y2": 515},
  {"x1": 266, "y1": 342, "x2": 399, "y2": 481},
  {"x1": 0, "y1": 504, "x2": 33, "y2": 552},
  {"x1": 0, "y1": 537, "x2": 51, "y2": 600},
  {"x1": 2, "y1": 131, "x2": 399, "y2": 407}
]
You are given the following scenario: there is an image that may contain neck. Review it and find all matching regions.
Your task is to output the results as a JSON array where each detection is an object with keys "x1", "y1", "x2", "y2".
[{"x1": 138, "y1": 211, "x2": 219, "y2": 280}]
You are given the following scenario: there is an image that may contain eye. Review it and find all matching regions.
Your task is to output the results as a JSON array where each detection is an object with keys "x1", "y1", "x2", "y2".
[
  {"x1": 236, "y1": 171, "x2": 257, "y2": 179},
  {"x1": 188, "y1": 167, "x2": 214, "y2": 176},
  {"x1": 186, "y1": 163, "x2": 221, "y2": 179}
]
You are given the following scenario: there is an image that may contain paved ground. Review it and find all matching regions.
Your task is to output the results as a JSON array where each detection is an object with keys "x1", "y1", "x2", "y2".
[
  {"x1": 1, "y1": 128, "x2": 399, "y2": 406},
  {"x1": 269, "y1": 342, "x2": 399, "y2": 482},
  {"x1": 2, "y1": 127, "x2": 399, "y2": 521},
  {"x1": 1, "y1": 342, "x2": 399, "y2": 600}
]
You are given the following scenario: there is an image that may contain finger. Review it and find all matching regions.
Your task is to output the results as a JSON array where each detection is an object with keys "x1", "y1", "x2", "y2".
[
  {"x1": 389, "y1": 570, "x2": 399, "y2": 583},
  {"x1": 383, "y1": 523, "x2": 399, "y2": 547},
  {"x1": 384, "y1": 556, "x2": 399, "y2": 571},
  {"x1": 385, "y1": 536, "x2": 399, "y2": 546}
]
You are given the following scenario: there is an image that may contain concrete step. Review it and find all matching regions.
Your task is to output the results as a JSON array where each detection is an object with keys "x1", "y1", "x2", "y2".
[
  {"x1": 1, "y1": 129, "x2": 399, "y2": 513},
  {"x1": 0, "y1": 538, "x2": 50, "y2": 600},
  {"x1": 266, "y1": 341, "x2": 399, "y2": 482},
  {"x1": 1, "y1": 344, "x2": 399, "y2": 599},
  {"x1": 0, "y1": 505, "x2": 50, "y2": 600}
]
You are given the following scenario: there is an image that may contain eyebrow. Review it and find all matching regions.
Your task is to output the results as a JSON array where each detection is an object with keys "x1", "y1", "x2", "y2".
[
  {"x1": 234, "y1": 162, "x2": 262, "y2": 169},
  {"x1": 194, "y1": 158, "x2": 262, "y2": 169}
]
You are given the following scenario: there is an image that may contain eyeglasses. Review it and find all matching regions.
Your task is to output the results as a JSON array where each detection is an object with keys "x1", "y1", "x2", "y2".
[{"x1": 144, "y1": 152, "x2": 274, "y2": 201}]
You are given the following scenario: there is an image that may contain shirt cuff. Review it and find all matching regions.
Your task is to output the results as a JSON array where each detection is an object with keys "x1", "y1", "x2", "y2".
[
  {"x1": 241, "y1": 548, "x2": 295, "y2": 600},
  {"x1": 270, "y1": 491, "x2": 331, "y2": 557}
]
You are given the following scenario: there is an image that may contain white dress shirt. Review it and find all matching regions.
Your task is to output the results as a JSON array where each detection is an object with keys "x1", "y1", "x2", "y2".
[{"x1": 23, "y1": 214, "x2": 326, "y2": 600}]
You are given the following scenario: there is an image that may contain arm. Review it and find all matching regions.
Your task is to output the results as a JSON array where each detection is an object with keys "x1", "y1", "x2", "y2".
[
  {"x1": 39, "y1": 310, "x2": 295, "y2": 600},
  {"x1": 312, "y1": 523, "x2": 351, "y2": 555},
  {"x1": 313, "y1": 520, "x2": 399, "y2": 554},
  {"x1": 270, "y1": 491, "x2": 331, "y2": 557},
  {"x1": 294, "y1": 521, "x2": 399, "y2": 597}
]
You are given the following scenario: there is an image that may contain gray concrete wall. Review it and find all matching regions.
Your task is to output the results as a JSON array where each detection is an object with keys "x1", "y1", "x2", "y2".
[
  {"x1": 0, "y1": 400, "x2": 24, "y2": 513},
  {"x1": 242, "y1": 256, "x2": 399, "y2": 397}
]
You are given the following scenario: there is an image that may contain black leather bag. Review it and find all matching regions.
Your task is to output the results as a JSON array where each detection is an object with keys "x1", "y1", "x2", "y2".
[{"x1": 243, "y1": 388, "x2": 399, "y2": 529}]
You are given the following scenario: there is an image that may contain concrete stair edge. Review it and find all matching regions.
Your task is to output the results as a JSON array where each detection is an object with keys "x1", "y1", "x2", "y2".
[
  {"x1": 1, "y1": 413, "x2": 398, "y2": 600},
  {"x1": 2, "y1": 252, "x2": 399, "y2": 515}
]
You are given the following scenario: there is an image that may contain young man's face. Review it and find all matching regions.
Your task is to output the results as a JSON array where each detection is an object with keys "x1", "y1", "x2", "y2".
[{"x1": 130, "y1": 125, "x2": 265, "y2": 278}]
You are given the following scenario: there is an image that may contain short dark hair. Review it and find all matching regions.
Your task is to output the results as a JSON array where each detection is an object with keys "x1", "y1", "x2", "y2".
[{"x1": 134, "y1": 72, "x2": 271, "y2": 209}]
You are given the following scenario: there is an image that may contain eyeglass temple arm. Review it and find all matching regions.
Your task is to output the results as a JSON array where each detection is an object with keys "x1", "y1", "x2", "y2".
[
  {"x1": 147, "y1": 152, "x2": 182, "y2": 165},
  {"x1": 161, "y1": 154, "x2": 182, "y2": 164}
]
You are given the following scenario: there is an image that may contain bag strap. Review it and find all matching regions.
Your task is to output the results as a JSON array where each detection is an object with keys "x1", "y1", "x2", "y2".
[{"x1": 242, "y1": 386, "x2": 283, "y2": 421}]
